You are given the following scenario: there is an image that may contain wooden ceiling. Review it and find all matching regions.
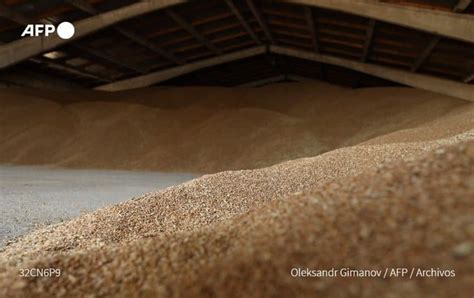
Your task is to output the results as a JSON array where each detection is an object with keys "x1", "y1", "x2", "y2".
[{"x1": 0, "y1": 0, "x2": 473, "y2": 89}]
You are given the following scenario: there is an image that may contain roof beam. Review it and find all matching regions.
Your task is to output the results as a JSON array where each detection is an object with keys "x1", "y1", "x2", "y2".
[
  {"x1": 166, "y1": 10, "x2": 221, "y2": 55},
  {"x1": 237, "y1": 75, "x2": 285, "y2": 87},
  {"x1": 225, "y1": 0, "x2": 261, "y2": 45},
  {"x1": 30, "y1": 58, "x2": 111, "y2": 83},
  {"x1": 410, "y1": 1, "x2": 469, "y2": 73},
  {"x1": 1, "y1": 0, "x2": 472, "y2": 71},
  {"x1": 0, "y1": 0, "x2": 185, "y2": 69},
  {"x1": 270, "y1": 45, "x2": 474, "y2": 102},
  {"x1": 287, "y1": 74, "x2": 318, "y2": 82},
  {"x1": 67, "y1": 0, "x2": 184, "y2": 65},
  {"x1": 246, "y1": 0, "x2": 275, "y2": 44},
  {"x1": 287, "y1": 0, "x2": 474, "y2": 43},
  {"x1": 95, "y1": 42, "x2": 474, "y2": 100},
  {"x1": 361, "y1": 19, "x2": 376, "y2": 62},
  {"x1": 303, "y1": 7, "x2": 320, "y2": 52},
  {"x1": 0, "y1": 2, "x2": 144, "y2": 75},
  {"x1": 0, "y1": 39, "x2": 112, "y2": 84},
  {"x1": 96, "y1": 46, "x2": 266, "y2": 91}
]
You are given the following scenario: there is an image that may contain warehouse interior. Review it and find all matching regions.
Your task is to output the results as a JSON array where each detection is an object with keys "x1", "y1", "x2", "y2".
[{"x1": 0, "y1": 0, "x2": 473, "y2": 297}]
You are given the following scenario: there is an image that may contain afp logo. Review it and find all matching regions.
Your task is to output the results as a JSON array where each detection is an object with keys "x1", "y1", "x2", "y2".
[{"x1": 21, "y1": 22, "x2": 75, "y2": 40}]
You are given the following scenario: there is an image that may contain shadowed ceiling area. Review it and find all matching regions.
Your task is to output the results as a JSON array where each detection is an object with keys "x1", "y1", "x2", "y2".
[{"x1": 0, "y1": 0, "x2": 473, "y2": 92}]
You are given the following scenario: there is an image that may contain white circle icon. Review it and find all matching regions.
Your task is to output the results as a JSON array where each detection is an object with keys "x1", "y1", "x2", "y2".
[{"x1": 57, "y1": 22, "x2": 75, "y2": 40}]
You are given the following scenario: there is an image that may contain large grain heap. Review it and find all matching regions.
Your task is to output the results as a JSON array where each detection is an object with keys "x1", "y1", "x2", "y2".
[
  {"x1": 0, "y1": 83, "x2": 473, "y2": 297},
  {"x1": 0, "y1": 83, "x2": 471, "y2": 172}
]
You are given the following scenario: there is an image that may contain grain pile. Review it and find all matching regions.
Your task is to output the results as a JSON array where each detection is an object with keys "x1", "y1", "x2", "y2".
[
  {"x1": 0, "y1": 83, "x2": 471, "y2": 172},
  {"x1": 0, "y1": 83, "x2": 473, "y2": 297},
  {"x1": 0, "y1": 133, "x2": 472, "y2": 297}
]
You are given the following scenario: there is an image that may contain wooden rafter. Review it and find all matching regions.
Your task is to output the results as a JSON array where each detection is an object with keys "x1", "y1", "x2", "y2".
[
  {"x1": 246, "y1": 0, "x2": 274, "y2": 44},
  {"x1": 96, "y1": 46, "x2": 266, "y2": 91},
  {"x1": 271, "y1": 45, "x2": 474, "y2": 102},
  {"x1": 115, "y1": 29, "x2": 184, "y2": 65},
  {"x1": 166, "y1": 10, "x2": 221, "y2": 55},
  {"x1": 146, "y1": 12, "x2": 234, "y2": 39},
  {"x1": 410, "y1": 0, "x2": 470, "y2": 74},
  {"x1": 303, "y1": 7, "x2": 320, "y2": 52},
  {"x1": 0, "y1": 40, "x2": 109, "y2": 83},
  {"x1": 289, "y1": 0, "x2": 474, "y2": 43},
  {"x1": 361, "y1": 19, "x2": 376, "y2": 62},
  {"x1": 225, "y1": 0, "x2": 261, "y2": 45},
  {"x1": 166, "y1": 30, "x2": 251, "y2": 55},
  {"x1": 73, "y1": 44, "x2": 146, "y2": 74},
  {"x1": 1, "y1": 0, "x2": 472, "y2": 72},
  {"x1": 93, "y1": 39, "x2": 474, "y2": 101},
  {"x1": 0, "y1": 0, "x2": 185, "y2": 69},
  {"x1": 30, "y1": 58, "x2": 111, "y2": 82},
  {"x1": 67, "y1": 0, "x2": 184, "y2": 65},
  {"x1": 0, "y1": 2, "x2": 143, "y2": 76},
  {"x1": 238, "y1": 75, "x2": 285, "y2": 87},
  {"x1": 0, "y1": 0, "x2": 471, "y2": 91},
  {"x1": 411, "y1": 36, "x2": 441, "y2": 72},
  {"x1": 287, "y1": 74, "x2": 318, "y2": 82}
]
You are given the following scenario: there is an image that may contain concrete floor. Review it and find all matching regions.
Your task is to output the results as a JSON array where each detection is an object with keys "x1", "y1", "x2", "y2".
[{"x1": 0, "y1": 166, "x2": 197, "y2": 247}]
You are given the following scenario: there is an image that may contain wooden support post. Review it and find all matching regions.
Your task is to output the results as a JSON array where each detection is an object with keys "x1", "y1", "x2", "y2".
[
  {"x1": 304, "y1": 7, "x2": 320, "y2": 52},
  {"x1": 361, "y1": 19, "x2": 376, "y2": 62}
]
